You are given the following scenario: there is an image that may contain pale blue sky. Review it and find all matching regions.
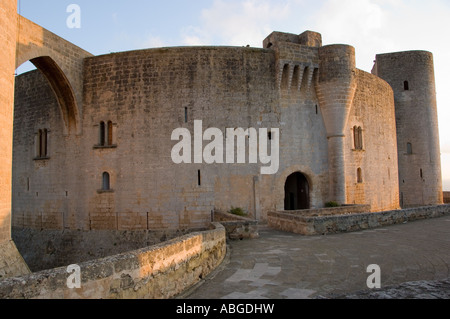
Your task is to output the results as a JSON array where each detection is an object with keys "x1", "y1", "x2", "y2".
[{"x1": 16, "y1": 0, "x2": 450, "y2": 189}]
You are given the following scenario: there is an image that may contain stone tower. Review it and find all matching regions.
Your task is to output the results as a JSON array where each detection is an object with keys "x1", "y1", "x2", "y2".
[
  {"x1": 0, "y1": 0, "x2": 30, "y2": 278},
  {"x1": 0, "y1": 0, "x2": 18, "y2": 243},
  {"x1": 316, "y1": 45, "x2": 358, "y2": 204},
  {"x1": 373, "y1": 51, "x2": 443, "y2": 207}
]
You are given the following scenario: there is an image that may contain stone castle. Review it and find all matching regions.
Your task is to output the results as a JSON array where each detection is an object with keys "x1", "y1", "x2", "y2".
[{"x1": 0, "y1": 0, "x2": 444, "y2": 281}]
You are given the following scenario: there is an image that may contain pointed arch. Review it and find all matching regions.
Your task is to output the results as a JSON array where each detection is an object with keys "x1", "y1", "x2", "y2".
[{"x1": 29, "y1": 56, "x2": 79, "y2": 135}]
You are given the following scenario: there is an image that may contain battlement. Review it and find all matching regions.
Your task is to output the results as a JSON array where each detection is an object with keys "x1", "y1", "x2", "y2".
[{"x1": 263, "y1": 31, "x2": 322, "y2": 48}]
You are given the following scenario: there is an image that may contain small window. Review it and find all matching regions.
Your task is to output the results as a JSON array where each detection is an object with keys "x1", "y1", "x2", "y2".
[
  {"x1": 107, "y1": 121, "x2": 113, "y2": 145},
  {"x1": 281, "y1": 64, "x2": 290, "y2": 89},
  {"x1": 357, "y1": 168, "x2": 363, "y2": 184},
  {"x1": 353, "y1": 126, "x2": 363, "y2": 150},
  {"x1": 198, "y1": 170, "x2": 201, "y2": 186},
  {"x1": 96, "y1": 121, "x2": 116, "y2": 148},
  {"x1": 404, "y1": 81, "x2": 409, "y2": 91},
  {"x1": 407, "y1": 142, "x2": 413, "y2": 155},
  {"x1": 36, "y1": 128, "x2": 49, "y2": 159},
  {"x1": 99, "y1": 121, "x2": 106, "y2": 146},
  {"x1": 185, "y1": 107, "x2": 188, "y2": 123},
  {"x1": 102, "y1": 172, "x2": 111, "y2": 191}
]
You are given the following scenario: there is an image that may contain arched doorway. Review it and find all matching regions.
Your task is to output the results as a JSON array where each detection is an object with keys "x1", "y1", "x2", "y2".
[{"x1": 284, "y1": 172, "x2": 310, "y2": 210}]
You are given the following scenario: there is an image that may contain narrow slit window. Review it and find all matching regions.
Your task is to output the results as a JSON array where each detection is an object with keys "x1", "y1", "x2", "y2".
[
  {"x1": 102, "y1": 172, "x2": 111, "y2": 191},
  {"x1": 358, "y1": 127, "x2": 363, "y2": 150},
  {"x1": 197, "y1": 170, "x2": 201, "y2": 186},
  {"x1": 107, "y1": 121, "x2": 113, "y2": 146},
  {"x1": 99, "y1": 121, "x2": 106, "y2": 146},
  {"x1": 185, "y1": 107, "x2": 188, "y2": 123},
  {"x1": 36, "y1": 129, "x2": 48, "y2": 158},
  {"x1": 404, "y1": 81, "x2": 409, "y2": 91},
  {"x1": 38, "y1": 129, "x2": 43, "y2": 157},
  {"x1": 357, "y1": 168, "x2": 363, "y2": 184},
  {"x1": 407, "y1": 142, "x2": 413, "y2": 155},
  {"x1": 43, "y1": 129, "x2": 48, "y2": 157},
  {"x1": 353, "y1": 126, "x2": 363, "y2": 150}
]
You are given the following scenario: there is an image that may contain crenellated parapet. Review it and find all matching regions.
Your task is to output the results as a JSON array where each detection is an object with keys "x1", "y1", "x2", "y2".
[{"x1": 264, "y1": 31, "x2": 320, "y2": 95}]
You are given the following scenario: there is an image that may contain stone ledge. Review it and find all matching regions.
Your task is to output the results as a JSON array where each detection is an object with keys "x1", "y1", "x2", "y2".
[
  {"x1": 0, "y1": 223, "x2": 226, "y2": 299},
  {"x1": 268, "y1": 204, "x2": 450, "y2": 236},
  {"x1": 213, "y1": 211, "x2": 259, "y2": 240}
]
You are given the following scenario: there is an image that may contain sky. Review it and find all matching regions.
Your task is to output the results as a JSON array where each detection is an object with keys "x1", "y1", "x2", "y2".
[{"x1": 16, "y1": 0, "x2": 450, "y2": 190}]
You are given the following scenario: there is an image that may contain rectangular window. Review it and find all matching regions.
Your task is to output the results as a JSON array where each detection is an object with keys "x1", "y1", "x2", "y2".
[
  {"x1": 95, "y1": 121, "x2": 117, "y2": 149},
  {"x1": 198, "y1": 170, "x2": 201, "y2": 186},
  {"x1": 35, "y1": 129, "x2": 49, "y2": 159},
  {"x1": 107, "y1": 121, "x2": 113, "y2": 145},
  {"x1": 404, "y1": 81, "x2": 409, "y2": 91},
  {"x1": 185, "y1": 107, "x2": 188, "y2": 123}
]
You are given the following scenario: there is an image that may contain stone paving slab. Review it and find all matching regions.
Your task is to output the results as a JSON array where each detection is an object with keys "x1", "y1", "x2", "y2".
[{"x1": 182, "y1": 216, "x2": 450, "y2": 299}]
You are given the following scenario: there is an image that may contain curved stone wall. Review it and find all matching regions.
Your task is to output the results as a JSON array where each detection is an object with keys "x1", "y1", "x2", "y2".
[
  {"x1": 12, "y1": 34, "x2": 404, "y2": 232},
  {"x1": 0, "y1": 223, "x2": 226, "y2": 299}
]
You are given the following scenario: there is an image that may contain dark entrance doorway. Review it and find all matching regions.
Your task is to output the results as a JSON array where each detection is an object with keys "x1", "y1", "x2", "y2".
[{"x1": 284, "y1": 172, "x2": 310, "y2": 210}]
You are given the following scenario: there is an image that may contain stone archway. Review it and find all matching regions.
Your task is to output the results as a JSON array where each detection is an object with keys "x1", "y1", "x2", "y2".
[
  {"x1": 284, "y1": 172, "x2": 310, "y2": 210},
  {"x1": 26, "y1": 56, "x2": 79, "y2": 134},
  {"x1": 0, "y1": 5, "x2": 93, "y2": 278},
  {"x1": 15, "y1": 15, "x2": 93, "y2": 135}
]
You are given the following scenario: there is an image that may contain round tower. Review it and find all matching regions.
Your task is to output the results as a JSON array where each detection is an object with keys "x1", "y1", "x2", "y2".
[
  {"x1": 0, "y1": 0, "x2": 18, "y2": 243},
  {"x1": 316, "y1": 45, "x2": 358, "y2": 204},
  {"x1": 374, "y1": 51, "x2": 443, "y2": 207}
]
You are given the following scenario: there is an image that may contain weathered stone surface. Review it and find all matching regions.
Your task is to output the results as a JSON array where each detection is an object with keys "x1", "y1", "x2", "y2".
[
  {"x1": 12, "y1": 227, "x2": 198, "y2": 272},
  {"x1": 320, "y1": 278, "x2": 450, "y2": 299},
  {"x1": 0, "y1": 241, "x2": 30, "y2": 280},
  {"x1": 0, "y1": 223, "x2": 226, "y2": 299},
  {"x1": 11, "y1": 33, "x2": 413, "y2": 233},
  {"x1": 374, "y1": 51, "x2": 443, "y2": 208},
  {"x1": 213, "y1": 211, "x2": 259, "y2": 240},
  {"x1": 268, "y1": 204, "x2": 450, "y2": 235}
]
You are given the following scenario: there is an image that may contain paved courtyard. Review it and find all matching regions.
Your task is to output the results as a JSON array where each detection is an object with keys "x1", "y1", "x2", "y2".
[{"x1": 182, "y1": 216, "x2": 450, "y2": 299}]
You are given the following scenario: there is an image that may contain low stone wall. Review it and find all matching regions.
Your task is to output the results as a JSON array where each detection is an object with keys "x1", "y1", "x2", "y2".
[
  {"x1": 0, "y1": 223, "x2": 226, "y2": 299},
  {"x1": 12, "y1": 227, "x2": 199, "y2": 272},
  {"x1": 285, "y1": 205, "x2": 372, "y2": 217},
  {"x1": 444, "y1": 192, "x2": 450, "y2": 204},
  {"x1": 213, "y1": 211, "x2": 259, "y2": 240},
  {"x1": 268, "y1": 205, "x2": 450, "y2": 236}
]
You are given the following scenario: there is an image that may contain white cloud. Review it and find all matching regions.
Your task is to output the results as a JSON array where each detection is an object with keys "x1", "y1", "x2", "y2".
[
  {"x1": 310, "y1": 0, "x2": 450, "y2": 186},
  {"x1": 181, "y1": 0, "x2": 295, "y2": 47},
  {"x1": 175, "y1": 0, "x2": 450, "y2": 187},
  {"x1": 141, "y1": 34, "x2": 165, "y2": 49}
]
